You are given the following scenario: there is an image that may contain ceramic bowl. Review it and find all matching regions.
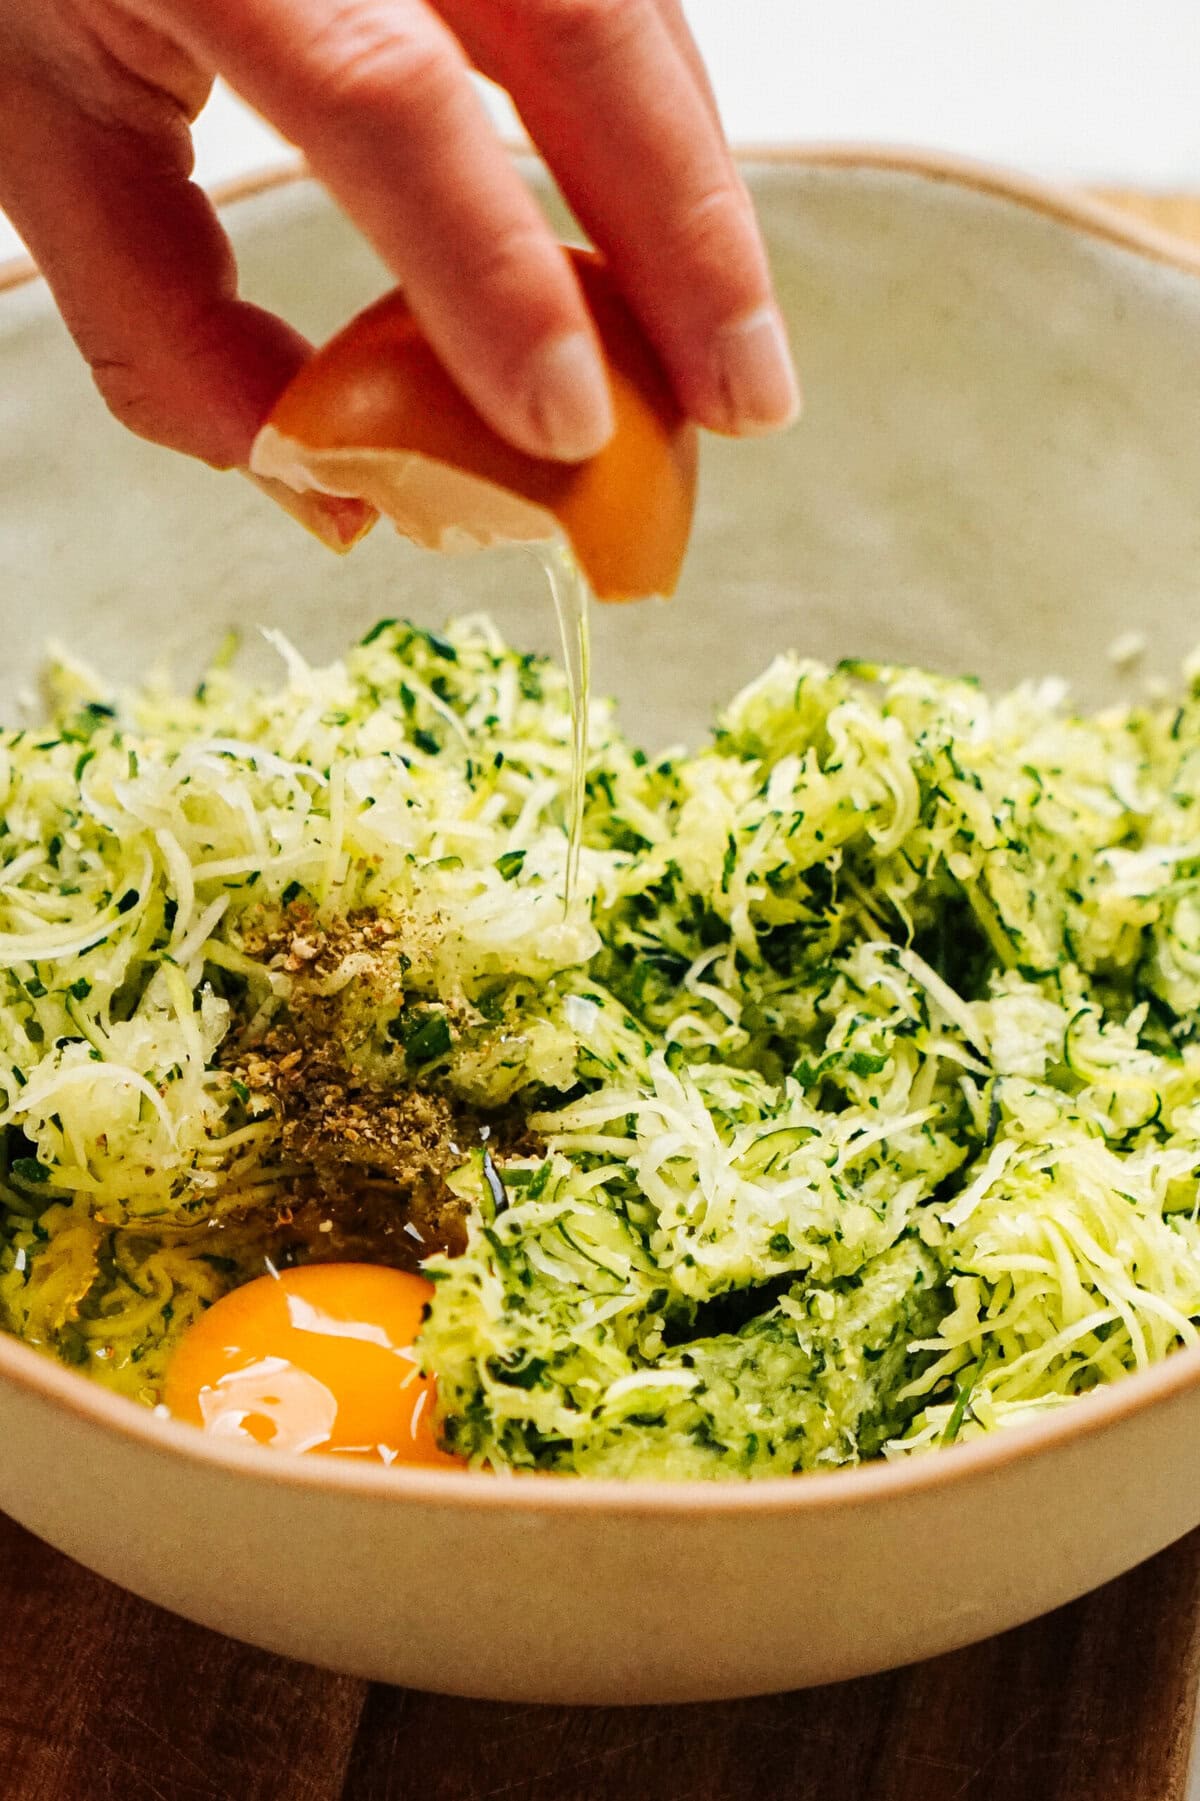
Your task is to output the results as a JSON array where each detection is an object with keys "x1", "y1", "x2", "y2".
[{"x1": 4, "y1": 151, "x2": 1200, "y2": 1705}]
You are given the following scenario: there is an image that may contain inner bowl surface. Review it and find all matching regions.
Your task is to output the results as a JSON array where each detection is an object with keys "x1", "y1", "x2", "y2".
[{"x1": 3, "y1": 154, "x2": 1200, "y2": 1702}]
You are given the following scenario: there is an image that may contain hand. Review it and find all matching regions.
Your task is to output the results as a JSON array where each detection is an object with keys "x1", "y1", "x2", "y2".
[{"x1": 0, "y1": 0, "x2": 799, "y2": 474}]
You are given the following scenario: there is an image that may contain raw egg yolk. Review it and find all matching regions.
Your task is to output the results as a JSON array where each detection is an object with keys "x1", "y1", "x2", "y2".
[{"x1": 163, "y1": 1263, "x2": 464, "y2": 1469}]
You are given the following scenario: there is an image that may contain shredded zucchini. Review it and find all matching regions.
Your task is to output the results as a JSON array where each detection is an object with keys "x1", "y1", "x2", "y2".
[{"x1": 4, "y1": 615, "x2": 1200, "y2": 1476}]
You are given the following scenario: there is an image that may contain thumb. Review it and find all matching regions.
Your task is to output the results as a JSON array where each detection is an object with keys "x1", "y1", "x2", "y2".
[
  {"x1": 0, "y1": 61, "x2": 301, "y2": 469},
  {"x1": 0, "y1": 29, "x2": 380, "y2": 560}
]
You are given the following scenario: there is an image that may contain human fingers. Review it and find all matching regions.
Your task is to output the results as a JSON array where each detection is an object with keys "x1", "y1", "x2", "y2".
[
  {"x1": 0, "y1": 22, "x2": 314, "y2": 472},
  {"x1": 441, "y1": 0, "x2": 799, "y2": 437},
  {"x1": 157, "y1": 0, "x2": 615, "y2": 462}
]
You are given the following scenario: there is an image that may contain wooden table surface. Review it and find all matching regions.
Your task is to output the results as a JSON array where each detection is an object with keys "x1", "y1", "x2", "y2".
[
  {"x1": 3, "y1": 1507, "x2": 1200, "y2": 1801},
  {"x1": 6, "y1": 188, "x2": 1200, "y2": 1801}
]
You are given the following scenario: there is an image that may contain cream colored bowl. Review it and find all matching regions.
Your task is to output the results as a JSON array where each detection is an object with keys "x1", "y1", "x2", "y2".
[{"x1": 3, "y1": 151, "x2": 1200, "y2": 1705}]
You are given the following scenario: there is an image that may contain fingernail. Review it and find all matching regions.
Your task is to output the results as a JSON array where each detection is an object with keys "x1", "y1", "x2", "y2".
[
  {"x1": 710, "y1": 305, "x2": 801, "y2": 436},
  {"x1": 243, "y1": 471, "x2": 377, "y2": 552},
  {"x1": 525, "y1": 331, "x2": 616, "y2": 462}
]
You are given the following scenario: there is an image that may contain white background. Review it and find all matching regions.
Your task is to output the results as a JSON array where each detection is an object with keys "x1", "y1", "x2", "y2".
[{"x1": 4, "y1": 0, "x2": 1200, "y2": 265}]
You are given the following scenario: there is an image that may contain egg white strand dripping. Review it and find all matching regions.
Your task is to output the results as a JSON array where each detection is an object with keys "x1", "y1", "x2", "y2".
[{"x1": 541, "y1": 539, "x2": 592, "y2": 910}]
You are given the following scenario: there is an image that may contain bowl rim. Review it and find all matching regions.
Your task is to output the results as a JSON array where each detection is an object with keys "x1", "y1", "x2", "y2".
[
  {"x1": 6, "y1": 139, "x2": 1200, "y2": 293},
  {"x1": 3, "y1": 141, "x2": 1200, "y2": 1518}
]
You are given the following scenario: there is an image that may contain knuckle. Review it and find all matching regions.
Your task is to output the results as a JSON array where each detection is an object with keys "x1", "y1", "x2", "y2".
[
  {"x1": 462, "y1": 222, "x2": 560, "y2": 302},
  {"x1": 663, "y1": 183, "x2": 765, "y2": 306},
  {"x1": 302, "y1": 3, "x2": 459, "y2": 120},
  {"x1": 520, "y1": 0, "x2": 650, "y2": 66},
  {"x1": 89, "y1": 357, "x2": 177, "y2": 447},
  {"x1": 459, "y1": 227, "x2": 588, "y2": 372},
  {"x1": 82, "y1": 298, "x2": 245, "y2": 464}
]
